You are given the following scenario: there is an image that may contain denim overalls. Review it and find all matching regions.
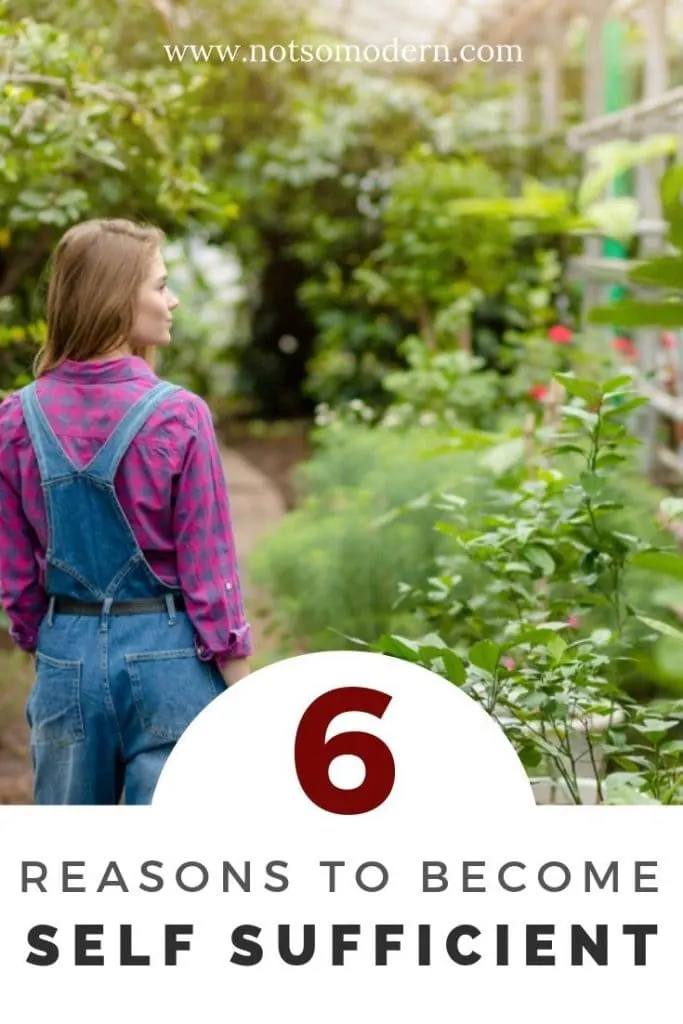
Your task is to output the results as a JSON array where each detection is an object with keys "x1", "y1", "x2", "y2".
[{"x1": 19, "y1": 379, "x2": 225, "y2": 805}]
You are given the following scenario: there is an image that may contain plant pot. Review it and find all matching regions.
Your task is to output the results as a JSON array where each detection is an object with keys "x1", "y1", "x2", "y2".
[{"x1": 532, "y1": 776, "x2": 599, "y2": 805}]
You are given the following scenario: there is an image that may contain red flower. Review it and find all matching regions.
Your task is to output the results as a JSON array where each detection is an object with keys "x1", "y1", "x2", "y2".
[
  {"x1": 528, "y1": 384, "x2": 549, "y2": 401},
  {"x1": 502, "y1": 656, "x2": 516, "y2": 671},
  {"x1": 611, "y1": 336, "x2": 637, "y2": 360},
  {"x1": 548, "y1": 324, "x2": 573, "y2": 345},
  {"x1": 567, "y1": 615, "x2": 580, "y2": 629},
  {"x1": 662, "y1": 332, "x2": 676, "y2": 349}
]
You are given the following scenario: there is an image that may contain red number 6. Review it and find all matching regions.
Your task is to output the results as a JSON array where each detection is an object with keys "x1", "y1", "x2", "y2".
[{"x1": 294, "y1": 686, "x2": 395, "y2": 815}]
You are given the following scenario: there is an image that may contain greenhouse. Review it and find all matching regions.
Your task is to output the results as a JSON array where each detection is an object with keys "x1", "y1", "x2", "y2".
[{"x1": 3, "y1": 0, "x2": 683, "y2": 807}]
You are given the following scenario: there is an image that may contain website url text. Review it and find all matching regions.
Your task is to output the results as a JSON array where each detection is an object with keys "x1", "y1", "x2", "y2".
[{"x1": 163, "y1": 40, "x2": 524, "y2": 66}]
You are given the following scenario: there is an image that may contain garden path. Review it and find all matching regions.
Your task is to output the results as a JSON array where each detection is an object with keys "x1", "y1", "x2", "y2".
[{"x1": 218, "y1": 444, "x2": 287, "y2": 656}]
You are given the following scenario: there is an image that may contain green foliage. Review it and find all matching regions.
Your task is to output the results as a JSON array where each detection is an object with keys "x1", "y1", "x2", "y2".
[
  {"x1": 355, "y1": 149, "x2": 515, "y2": 322},
  {"x1": 577, "y1": 135, "x2": 679, "y2": 209},
  {"x1": 364, "y1": 374, "x2": 683, "y2": 803},
  {"x1": 369, "y1": 251, "x2": 631, "y2": 433},
  {"x1": 445, "y1": 138, "x2": 679, "y2": 243},
  {"x1": 589, "y1": 155, "x2": 683, "y2": 329},
  {"x1": 491, "y1": 249, "x2": 570, "y2": 401},
  {"x1": 445, "y1": 178, "x2": 576, "y2": 233},
  {"x1": 0, "y1": 19, "x2": 210, "y2": 229},
  {"x1": 381, "y1": 335, "x2": 502, "y2": 430},
  {"x1": 248, "y1": 423, "x2": 482, "y2": 651},
  {"x1": 241, "y1": 74, "x2": 460, "y2": 407},
  {"x1": 234, "y1": 67, "x2": 581, "y2": 409},
  {"x1": 0, "y1": 0, "x2": 310, "y2": 394},
  {"x1": 0, "y1": 0, "x2": 593, "y2": 411},
  {"x1": 0, "y1": 3, "x2": 214, "y2": 390}
]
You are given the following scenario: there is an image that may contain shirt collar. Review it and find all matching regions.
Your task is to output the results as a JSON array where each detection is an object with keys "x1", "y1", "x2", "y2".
[{"x1": 47, "y1": 355, "x2": 157, "y2": 384}]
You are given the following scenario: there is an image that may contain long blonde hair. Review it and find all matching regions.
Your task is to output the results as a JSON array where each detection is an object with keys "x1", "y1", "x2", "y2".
[{"x1": 34, "y1": 218, "x2": 164, "y2": 377}]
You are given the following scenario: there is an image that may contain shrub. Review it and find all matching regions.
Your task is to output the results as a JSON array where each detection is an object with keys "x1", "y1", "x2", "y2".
[
  {"x1": 367, "y1": 374, "x2": 683, "y2": 803},
  {"x1": 249, "y1": 422, "x2": 482, "y2": 651}
]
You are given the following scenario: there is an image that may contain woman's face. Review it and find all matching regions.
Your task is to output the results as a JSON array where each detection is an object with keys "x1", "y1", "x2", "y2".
[{"x1": 130, "y1": 249, "x2": 179, "y2": 350}]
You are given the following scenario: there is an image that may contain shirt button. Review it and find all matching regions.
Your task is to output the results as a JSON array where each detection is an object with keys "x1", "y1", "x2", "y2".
[{"x1": 225, "y1": 582, "x2": 233, "y2": 592}]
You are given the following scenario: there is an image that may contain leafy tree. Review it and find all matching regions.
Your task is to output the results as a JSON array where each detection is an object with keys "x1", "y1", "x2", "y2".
[{"x1": 0, "y1": 0, "x2": 309, "y2": 393}]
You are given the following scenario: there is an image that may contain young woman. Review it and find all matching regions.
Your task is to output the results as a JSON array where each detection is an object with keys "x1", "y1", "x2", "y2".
[{"x1": 0, "y1": 218, "x2": 252, "y2": 805}]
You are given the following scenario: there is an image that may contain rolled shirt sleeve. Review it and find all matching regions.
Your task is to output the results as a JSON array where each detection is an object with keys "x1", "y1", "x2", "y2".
[
  {"x1": 173, "y1": 396, "x2": 252, "y2": 666},
  {"x1": 0, "y1": 412, "x2": 47, "y2": 653}
]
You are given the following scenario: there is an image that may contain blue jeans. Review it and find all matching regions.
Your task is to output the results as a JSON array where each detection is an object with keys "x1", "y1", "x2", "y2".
[{"x1": 28, "y1": 608, "x2": 225, "y2": 804}]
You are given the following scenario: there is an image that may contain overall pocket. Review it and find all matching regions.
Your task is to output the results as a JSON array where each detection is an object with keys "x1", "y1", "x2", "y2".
[
  {"x1": 125, "y1": 648, "x2": 225, "y2": 742},
  {"x1": 27, "y1": 653, "x2": 85, "y2": 747}
]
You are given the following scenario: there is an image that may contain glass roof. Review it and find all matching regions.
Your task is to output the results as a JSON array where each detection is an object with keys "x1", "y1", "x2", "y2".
[
  {"x1": 309, "y1": 0, "x2": 514, "y2": 47},
  {"x1": 307, "y1": 0, "x2": 676, "y2": 50}
]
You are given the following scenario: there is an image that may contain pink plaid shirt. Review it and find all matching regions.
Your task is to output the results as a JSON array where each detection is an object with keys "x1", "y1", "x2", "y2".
[{"x1": 0, "y1": 356, "x2": 251, "y2": 666}]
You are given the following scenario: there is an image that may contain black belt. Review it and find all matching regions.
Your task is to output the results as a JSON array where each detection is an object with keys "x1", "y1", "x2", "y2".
[{"x1": 51, "y1": 595, "x2": 186, "y2": 616}]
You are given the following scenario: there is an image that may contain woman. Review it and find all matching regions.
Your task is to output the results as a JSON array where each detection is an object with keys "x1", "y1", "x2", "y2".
[{"x1": 0, "y1": 218, "x2": 251, "y2": 805}]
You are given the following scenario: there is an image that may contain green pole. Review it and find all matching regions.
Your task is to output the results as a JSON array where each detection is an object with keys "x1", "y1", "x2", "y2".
[
  {"x1": 602, "y1": 18, "x2": 630, "y2": 402},
  {"x1": 602, "y1": 19, "x2": 630, "y2": 305}
]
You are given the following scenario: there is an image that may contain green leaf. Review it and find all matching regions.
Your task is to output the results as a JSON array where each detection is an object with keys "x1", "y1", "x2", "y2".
[
  {"x1": 634, "y1": 718, "x2": 678, "y2": 736},
  {"x1": 505, "y1": 561, "x2": 533, "y2": 574},
  {"x1": 629, "y1": 256, "x2": 683, "y2": 290},
  {"x1": 579, "y1": 136, "x2": 678, "y2": 209},
  {"x1": 418, "y1": 632, "x2": 448, "y2": 649},
  {"x1": 631, "y1": 551, "x2": 683, "y2": 579},
  {"x1": 562, "y1": 406, "x2": 598, "y2": 426},
  {"x1": 447, "y1": 192, "x2": 570, "y2": 219},
  {"x1": 508, "y1": 626, "x2": 569, "y2": 648},
  {"x1": 480, "y1": 437, "x2": 525, "y2": 475},
  {"x1": 659, "y1": 739, "x2": 683, "y2": 756},
  {"x1": 440, "y1": 650, "x2": 466, "y2": 685},
  {"x1": 469, "y1": 640, "x2": 500, "y2": 675},
  {"x1": 580, "y1": 472, "x2": 602, "y2": 497},
  {"x1": 584, "y1": 197, "x2": 638, "y2": 240},
  {"x1": 666, "y1": 202, "x2": 683, "y2": 251},
  {"x1": 602, "y1": 397, "x2": 649, "y2": 417},
  {"x1": 525, "y1": 545, "x2": 555, "y2": 576},
  {"x1": 553, "y1": 444, "x2": 587, "y2": 456},
  {"x1": 637, "y1": 616, "x2": 683, "y2": 642},
  {"x1": 603, "y1": 774, "x2": 661, "y2": 805},
  {"x1": 56, "y1": 188, "x2": 89, "y2": 208},
  {"x1": 548, "y1": 635, "x2": 566, "y2": 660},
  {"x1": 517, "y1": 745, "x2": 543, "y2": 769},
  {"x1": 603, "y1": 374, "x2": 635, "y2": 391},
  {"x1": 434, "y1": 521, "x2": 469, "y2": 538},
  {"x1": 661, "y1": 163, "x2": 683, "y2": 210},
  {"x1": 554, "y1": 373, "x2": 600, "y2": 403},
  {"x1": 589, "y1": 300, "x2": 683, "y2": 328},
  {"x1": 373, "y1": 634, "x2": 421, "y2": 661},
  {"x1": 596, "y1": 453, "x2": 626, "y2": 467}
]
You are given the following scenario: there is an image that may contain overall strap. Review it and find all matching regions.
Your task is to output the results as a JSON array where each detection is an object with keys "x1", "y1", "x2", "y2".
[
  {"x1": 19, "y1": 382, "x2": 73, "y2": 482},
  {"x1": 84, "y1": 381, "x2": 180, "y2": 482}
]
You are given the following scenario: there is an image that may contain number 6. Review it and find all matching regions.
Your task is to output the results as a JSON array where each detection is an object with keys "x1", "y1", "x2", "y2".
[{"x1": 294, "y1": 686, "x2": 395, "y2": 814}]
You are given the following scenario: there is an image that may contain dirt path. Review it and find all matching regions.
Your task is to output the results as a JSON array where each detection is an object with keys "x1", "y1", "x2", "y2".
[
  {"x1": 0, "y1": 445, "x2": 287, "y2": 804},
  {"x1": 219, "y1": 445, "x2": 287, "y2": 658}
]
